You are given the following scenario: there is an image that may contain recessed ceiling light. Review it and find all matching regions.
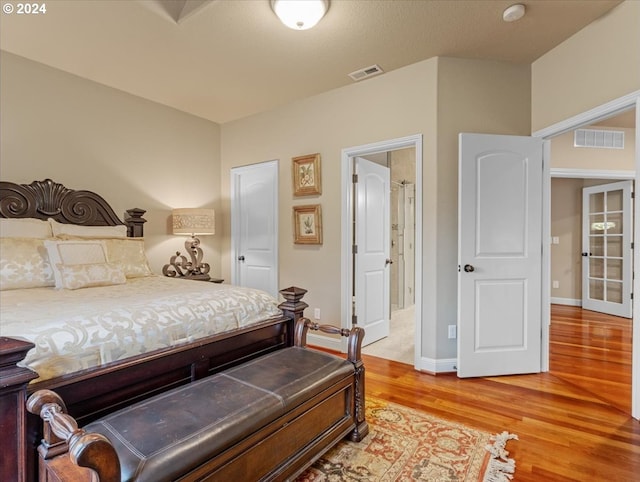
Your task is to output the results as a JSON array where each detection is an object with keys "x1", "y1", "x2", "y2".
[{"x1": 503, "y1": 4, "x2": 526, "y2": 22}]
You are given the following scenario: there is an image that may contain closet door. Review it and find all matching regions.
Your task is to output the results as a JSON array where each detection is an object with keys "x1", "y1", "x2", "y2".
[{"x1": 231, "y1": 160, "x2": 278, "y2": 297}]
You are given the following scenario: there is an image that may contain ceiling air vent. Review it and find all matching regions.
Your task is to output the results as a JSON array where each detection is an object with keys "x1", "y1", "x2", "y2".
[
  {"x1": 574, "y1": 128, "x2": 625, "y2": 149},
  {"x1": 348, "y1": 64, "x2": 384, "y2": 82}
]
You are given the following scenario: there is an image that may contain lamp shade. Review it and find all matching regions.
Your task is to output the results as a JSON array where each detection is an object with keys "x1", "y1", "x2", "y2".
[
  {"x1": 271, "y1": 0, "x2": 328, "y2": 30},
  {"x1": 172, "y1": 208, "x2": 215, "y2": 236}
]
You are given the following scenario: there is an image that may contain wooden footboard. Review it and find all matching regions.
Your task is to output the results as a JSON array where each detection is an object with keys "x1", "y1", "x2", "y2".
[{"x1": 0, "y1": 287, "x2": 308, "y2": 482}]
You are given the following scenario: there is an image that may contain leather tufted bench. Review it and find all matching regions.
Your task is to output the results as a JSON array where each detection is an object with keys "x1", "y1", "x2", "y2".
[{"x1": 27, "y1": 319, "x2": 368, "y2": 482}]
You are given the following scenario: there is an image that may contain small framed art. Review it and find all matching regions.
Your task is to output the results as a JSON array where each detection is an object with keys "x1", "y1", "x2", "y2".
[
  {"x1": 293, "y1": 204, "x2": 322, "y2": 244},
  {"x1": 292, "y1": 153, "x2": 321, "y2": 196}
]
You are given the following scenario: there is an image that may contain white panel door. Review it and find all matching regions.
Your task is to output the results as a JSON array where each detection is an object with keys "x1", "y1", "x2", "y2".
[
  {"x1": 355, "y1": 157, "x2": 391, "y2": 346},
  {"x1": 230, "y1": 161, "x2": 278, "y2": 297},
  {"x1": 458, "y1": 133, "x2": 543, "y2": 377},
  {"x1": 582, "y1": 180, "x2": 633, "y2": 318}
]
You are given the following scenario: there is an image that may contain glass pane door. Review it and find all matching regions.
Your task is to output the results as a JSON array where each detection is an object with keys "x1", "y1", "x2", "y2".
[{"x1": 582, "y1": 180, "x2": 633, "y2": 318}]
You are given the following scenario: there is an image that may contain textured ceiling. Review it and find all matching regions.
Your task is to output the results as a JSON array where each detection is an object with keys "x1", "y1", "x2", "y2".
[{"x1": 0, "y1": 0, "x2": 623, "y2": 123}]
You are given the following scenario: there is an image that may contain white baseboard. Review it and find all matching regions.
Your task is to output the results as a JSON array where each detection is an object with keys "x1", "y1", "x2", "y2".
[
  {"x1": 550, "y1": 297, "x2": 582, "y2": 307},
  {"x1": 416, "y1": 357, "x2": 457, "y2": 374},
  {"x1": 306, "y1": 333, "x2": 344, "y2": 352}
]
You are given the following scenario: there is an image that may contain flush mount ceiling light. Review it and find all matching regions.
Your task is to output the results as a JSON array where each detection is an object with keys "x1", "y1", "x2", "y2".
[
  {"x1": 271, "y1": 0, "x2": 329, "y2": 30},
  {"x1": 503, "y1": 3, "x2": 526, "y2": 22}
]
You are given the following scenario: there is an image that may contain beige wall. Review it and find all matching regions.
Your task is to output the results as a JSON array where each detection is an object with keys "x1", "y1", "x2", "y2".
[
  {"x1": 551, "y1": 178, "x2": 583, "y2": 300},
  {"x1": 435, "y1": 58, "x2": 531, "y2": 358},
  {"x1": 532, "y1": 1, "x2": 640, "y2": 131},
  {"x1": 221, "y1": 57, "x2": 531, "y2": 361},
  {"x1": 221, "y1": 58, "x2": 438, "y2": 348},
  {"x1": 0, "y1": 52, "x2": 222, "y2": 275},
  {"x1": 551, "y1": 127, "x2": 636, "y2": 170}
]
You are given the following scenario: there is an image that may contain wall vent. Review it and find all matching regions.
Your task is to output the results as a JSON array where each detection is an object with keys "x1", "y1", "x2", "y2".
[
  {"x1": 574, "y1": 128, "x2": 625, "y2": 149},
  {"x1": 348, "y1": 64, "x2": 384, "y2": 82}
]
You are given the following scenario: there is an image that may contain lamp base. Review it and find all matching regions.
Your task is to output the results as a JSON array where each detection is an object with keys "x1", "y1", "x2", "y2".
[{"x1": 162, "y1": 236, "x2": 212, "y2": 280}]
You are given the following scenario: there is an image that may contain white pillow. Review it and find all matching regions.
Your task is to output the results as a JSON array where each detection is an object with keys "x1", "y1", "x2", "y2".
[
  {"x1": 49, "y1": 218, "x2": 127, "y2": 238},
  {"x1": 44, "y1": 240, "x2": 109, "y2": 289},
  {"x1": 50, "y1": 237, "x2": 154, "y2": 278},
  {"x1": 0, "y1": 218, "x2": 53, "y2": 238},
  {"x1": 56, "y1": 262, "x2": 126, "y2": 290},
  {"x1": 0, "y1": 237, "x2": 55, "y2": 290},
  {"x1": 103, "y1": 238, "x2": 153, "y2": 278}
]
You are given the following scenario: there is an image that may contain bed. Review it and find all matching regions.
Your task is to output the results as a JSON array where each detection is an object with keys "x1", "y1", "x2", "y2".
[{"x1": 0, "y1": 179, "x2": 309, "y2": 482}]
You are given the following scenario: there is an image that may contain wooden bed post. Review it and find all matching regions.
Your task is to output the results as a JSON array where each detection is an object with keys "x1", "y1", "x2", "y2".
[
  {"x1": 124, "y1": 208, "x2": 146, "y2": 238},
  {"x1": 0, "y1": 337, "x2": 38, "y2": 482},
  {"x1": 27, "y1": 390, "x2": 120, "y2": 482},
  {"x1": 278, "y1": 286, "x2": 308, "y2": 346},
  {"x1": 278, "y1": 286, "x2": 308, "y2": 322}
]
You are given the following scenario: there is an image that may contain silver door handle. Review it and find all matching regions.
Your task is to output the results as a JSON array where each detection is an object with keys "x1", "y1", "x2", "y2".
[
  {"x1": 238, "y1": 255, "x2": 245, "y2": 262},
  {"x1": 463, "y1": 264, "x2": 475, "y2": 272},
  {"x1": 385, "y1": 258, "x2": 393, "y2": 266}
]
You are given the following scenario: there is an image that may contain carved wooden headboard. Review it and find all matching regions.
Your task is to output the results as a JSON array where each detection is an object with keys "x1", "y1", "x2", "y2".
[{"x1": 0, "y1": 179, "x2": 146, "y2": 237}]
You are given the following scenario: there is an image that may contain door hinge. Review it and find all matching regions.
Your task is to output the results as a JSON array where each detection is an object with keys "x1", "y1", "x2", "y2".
[
  {"x1": 632, "y1": 242, "x2": 634, "y2": 250},
  {"x1": 352, "y1": 244, "x2": 358, "y2": 254},
  {"x1": 351, "y1": 296, "x2": 358, "y2": 324},
  {"x1": 631, "y1": 292, "x2": 634, "y2": 300},
  {"x1": 632, "y1": 191, "x2": 635, "y2": 199},
  {"x1": 352, "y1": 173, "x2": 358, "y2": 183}
]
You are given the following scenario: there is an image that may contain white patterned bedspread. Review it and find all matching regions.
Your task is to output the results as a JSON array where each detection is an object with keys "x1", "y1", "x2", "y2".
[{"x1": 0, "y1": 276, "x2": 282, "y2": 382}]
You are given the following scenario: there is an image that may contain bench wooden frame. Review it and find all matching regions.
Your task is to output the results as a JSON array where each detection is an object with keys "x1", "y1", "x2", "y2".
[{"x1": 27, "y1": 319, "x2": 368, "y2": 482}]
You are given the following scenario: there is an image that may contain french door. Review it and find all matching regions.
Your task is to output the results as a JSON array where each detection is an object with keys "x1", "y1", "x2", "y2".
[{"x1": 582, "y1": 180, "x2": 633, "y2": 318}]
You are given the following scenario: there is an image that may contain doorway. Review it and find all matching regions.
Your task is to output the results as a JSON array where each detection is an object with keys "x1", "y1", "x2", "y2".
[
  {"x1": 548, "y1": 109, "x2": 636, "y2": 413},
  {"x1": 536, "y1": 92, "x2": 639, "y2": 419},
  {"x1": 358, "y1": 148, "x2": 416, "y2": 363},
  {"x1": 341, "y1": 135, "x2": 423, "y2": 367}
]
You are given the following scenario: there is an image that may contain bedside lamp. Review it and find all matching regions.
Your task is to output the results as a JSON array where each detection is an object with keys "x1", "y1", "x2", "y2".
[{"x1": 163, "y1": 208, "x2": 215, "y2": 280}]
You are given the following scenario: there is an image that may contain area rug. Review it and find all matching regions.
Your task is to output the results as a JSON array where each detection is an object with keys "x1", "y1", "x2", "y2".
[{"x1": 296, "y1": 397, "x2": 517, "y2": 482}]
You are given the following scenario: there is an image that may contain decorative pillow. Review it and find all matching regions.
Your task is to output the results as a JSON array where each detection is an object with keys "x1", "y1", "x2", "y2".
[
  {"x1": 56, "y1": 262, "x2": 126, "y2": 290},
  {"x1": 44, "y1": 240, "x2": 109, "y2": 289},
  {"x1": 102, "y1": 238, "x2": 153, "y2": 278},
  {"x1": 0, "y1": 218, "x2": 53, "y2": 238},
  {"x1": 0, "y1": 237, "x2": 55, "y2": 290},
  {"x1": 49, "y1": 218, "x2": 127, "y2": 239}
]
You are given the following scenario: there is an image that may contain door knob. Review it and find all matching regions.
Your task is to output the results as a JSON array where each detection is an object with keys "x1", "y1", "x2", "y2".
[
  {"x1": 463, "y1": 264, "x2": 475, "y2": 272},
  {"x1": 581, "y1": 252, "x2": 591, "y2": 257},
  {"x1": 238, "y1": 255, "x2": 245, "y2": 262},
  {"x1": 385, "y1": 258, "x2": 393, "y2": 266}
]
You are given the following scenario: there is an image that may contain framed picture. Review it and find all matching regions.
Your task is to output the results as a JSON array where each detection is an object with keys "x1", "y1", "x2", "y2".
[
  {"x1": 293, "y1": 204, "x2": 322, "y2": 244},
  {"x1": 292, "y1": 153, "x2": 321, "y2": 196}
]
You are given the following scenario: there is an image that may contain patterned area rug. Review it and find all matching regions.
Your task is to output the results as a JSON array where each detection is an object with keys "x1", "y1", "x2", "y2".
[{"x1": 296, "y1": 398, "x2": 517, "y2": 482}]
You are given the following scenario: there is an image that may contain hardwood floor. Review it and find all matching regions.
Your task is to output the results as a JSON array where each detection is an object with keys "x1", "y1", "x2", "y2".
[
  {"x1": 549, "y1": 304, "x2": 632, "y2": 414},
  {"x1": 361, "y1": 304, "x2": 640, "y2": 481}
]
